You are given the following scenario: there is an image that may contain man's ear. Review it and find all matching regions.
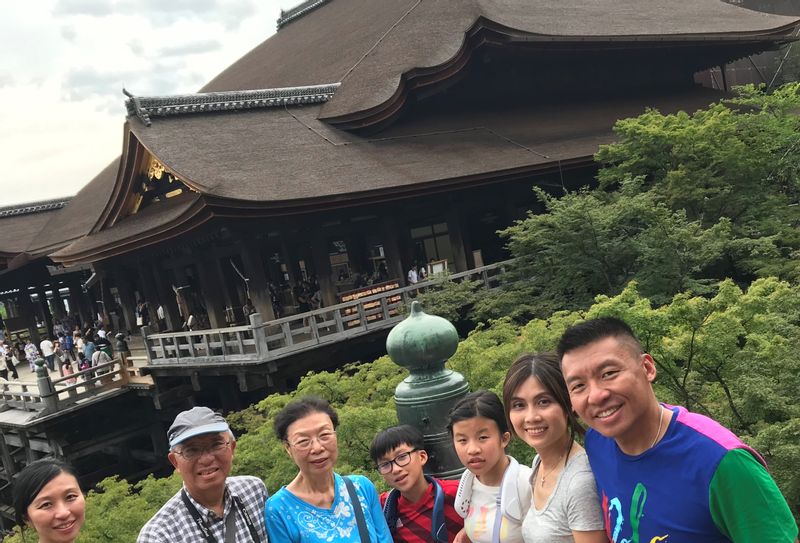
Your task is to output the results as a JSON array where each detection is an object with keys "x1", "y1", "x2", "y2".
[
  {"x1": 418, "y1": 449, "x2": 429, "y2": 467},
  {"x1": 642, "y1": 353, "x2": 657, "y2": 383},
  {"x1": 168, "y1": 451, "x2": 180, "y2": 471}
]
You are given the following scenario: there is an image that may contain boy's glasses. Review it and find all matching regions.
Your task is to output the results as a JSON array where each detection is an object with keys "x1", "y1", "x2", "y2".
[{"x1": 377, "y1": 449, "x2": 418, "y2": 474}]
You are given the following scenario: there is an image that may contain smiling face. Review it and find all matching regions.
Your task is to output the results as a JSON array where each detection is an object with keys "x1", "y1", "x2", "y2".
[
  {"x1": 26, "y1": 472, "x2": 85, "y2": 543},
  {"x1": 508, "y1": 376, "x2": 570, "y2": 455},
  {"x1": 168, "y1": 432, "x2": 235, "y2": 499},
  {"x1": 284, "y1": 411, "x2": 339, "y2": 476},
  {"x1": 561, "y1": 336, "x2": 657, "y2": 450},
  {"x1": 452, "y1": 416, "x2": 510, "y2": 486}
]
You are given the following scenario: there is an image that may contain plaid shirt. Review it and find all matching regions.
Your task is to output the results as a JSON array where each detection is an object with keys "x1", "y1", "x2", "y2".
[{"x1": 137, "y1": 476, "x2": 268, "y2": 542}]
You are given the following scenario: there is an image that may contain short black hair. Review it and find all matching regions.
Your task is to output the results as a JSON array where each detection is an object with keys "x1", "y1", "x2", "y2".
[
  {"x1": 369, "y1": 425, "x2": 425, "y2": 462},
  {"x1": 13, "y1": 459, "x2": 79, "y2": 526},
  {"x1": 273, "y1": 396, "x2": 339, "y2": 441},
  {"x1": 557, "y1": 316, "x2": 642, "y2": 359},
  {"x1": 447, "y1": 390, "x2": 508, "y2": 435}
]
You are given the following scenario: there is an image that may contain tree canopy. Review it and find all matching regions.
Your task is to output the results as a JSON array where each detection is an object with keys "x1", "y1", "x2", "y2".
[{"x1": 476, "y1": 83, "x2": 800, "y2": 321}]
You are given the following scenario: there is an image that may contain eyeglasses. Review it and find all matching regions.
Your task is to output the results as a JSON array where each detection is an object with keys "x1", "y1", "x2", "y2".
[
  {"x1": 287, "y1": 431, "x2": 336, "y2": 452},
  {"x1": 376, "y1": 449, "x2": 418, "y2": 474},
  {"x1": 174, "y1": 440, "x2": 231, "y2": 461}
]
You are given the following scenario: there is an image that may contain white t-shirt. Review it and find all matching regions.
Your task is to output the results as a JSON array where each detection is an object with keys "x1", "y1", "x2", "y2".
[
  {"x1": 407, "y1": 268, "x2": 418, "y2": 284},
  {"x1": 40, "y1": 340, "x2": 54, "y2": 357},
  {"x1": 464, "y1": 465, "x2": 532, "y2": 543}
]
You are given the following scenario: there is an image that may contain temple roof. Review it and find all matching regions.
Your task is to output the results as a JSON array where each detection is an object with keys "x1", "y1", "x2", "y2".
[
  {"x1": 202, "y1": 0, "x2": 800, "y2": 124},
  {"x1": 0, "y1": 199, "x2": 69, "y2": 257},
  {"x1": 26, "y1": 159, "x2": 119, "y2": 255},
  {"x1": 51, "y1": 87, "x2": 724, "y2": 264},
  {"x1": 8, "y1": 0, "x2": 800, "y2": 267}
]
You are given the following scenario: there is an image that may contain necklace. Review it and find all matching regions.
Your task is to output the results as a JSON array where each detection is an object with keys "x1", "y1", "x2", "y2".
[
  {"x1": 539, "y1": 442, "x2": 571, "y2": 487},
  {"x1": 539, "y1": 458, "x2": 561, "y2": 487},
  {"x1": 649, "y1": 406, "x2": 665, "y2": 449}
]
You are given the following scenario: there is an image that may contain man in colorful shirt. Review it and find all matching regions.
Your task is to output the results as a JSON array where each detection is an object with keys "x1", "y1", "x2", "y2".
[{"x1": 558, "y1": 317, "x2": 798, "y2": 543}]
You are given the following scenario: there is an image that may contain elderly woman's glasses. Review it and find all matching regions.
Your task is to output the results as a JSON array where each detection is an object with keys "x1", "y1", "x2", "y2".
[
  {"x1": 174, "y1": 439, "x2": 231, "y2": 460},
  {"x1": 288, "y1": 430, "x2": 336, "y2": 452},
  {"x1": 376, "y1": 449, "x2": 418, "y2": 474}
]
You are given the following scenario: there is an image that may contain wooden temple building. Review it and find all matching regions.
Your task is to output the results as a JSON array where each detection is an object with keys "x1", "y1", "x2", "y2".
[{"x1": 0, "y1": 0, "x2": 798, "y2": 525}]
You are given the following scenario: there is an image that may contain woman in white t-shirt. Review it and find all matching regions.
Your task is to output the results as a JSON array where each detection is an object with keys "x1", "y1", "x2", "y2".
[
  {"x1": 449, "y1": 391, "x2": 532, "y2": 543},
  {"x1": 503, "y1": 353, "x2": 607, "y2": 543}
]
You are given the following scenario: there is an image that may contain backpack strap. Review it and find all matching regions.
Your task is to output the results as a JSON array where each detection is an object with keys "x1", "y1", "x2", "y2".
[{"x1": 384, "y1": 475, "x2": 448, "y2": 543}]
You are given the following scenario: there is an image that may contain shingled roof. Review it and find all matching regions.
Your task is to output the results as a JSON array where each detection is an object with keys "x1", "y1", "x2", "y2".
[
  {"x1": 51, "y1": 87, "x2": 725, "y2": 264},
  {"x1": 37, "y1": 0, "x2": 800, "y2": 264},
  {"x1": 202, "y1": 0, "x2": 800, "y2": 125},
  {"x1": 0, "y1": 199, "x2": 69, "y2": 257}
]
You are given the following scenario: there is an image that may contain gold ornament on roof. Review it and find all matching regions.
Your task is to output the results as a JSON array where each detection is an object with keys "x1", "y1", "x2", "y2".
[{"x1": 147, "y1": 157, "x2": 166, "y2": 180}]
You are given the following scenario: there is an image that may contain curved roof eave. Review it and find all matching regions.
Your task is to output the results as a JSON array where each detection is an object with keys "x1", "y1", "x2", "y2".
[
  {"x1": 51, "y1": 193, "x2": 210, "y2": 266},
  {"x1": 318, "y1": 13, "x2": 800, "y2": 129}
]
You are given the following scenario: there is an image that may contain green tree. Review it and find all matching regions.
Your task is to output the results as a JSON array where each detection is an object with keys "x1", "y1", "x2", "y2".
[{"x1": 478, "y1": 84, "x2": 800, "y2": 322}]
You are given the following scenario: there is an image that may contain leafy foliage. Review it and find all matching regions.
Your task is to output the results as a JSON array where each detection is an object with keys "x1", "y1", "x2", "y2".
[{"x1": 476, "y1": 84, "x2": 800, "y2": 322}]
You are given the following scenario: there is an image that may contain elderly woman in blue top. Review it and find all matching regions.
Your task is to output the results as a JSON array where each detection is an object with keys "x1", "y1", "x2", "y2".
[{"x1": 265, "y1": 396, "x2": 392, "y2": 543}]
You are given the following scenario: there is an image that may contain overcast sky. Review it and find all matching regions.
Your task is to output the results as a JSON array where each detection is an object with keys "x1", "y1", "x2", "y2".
[{"x1": 0, "y1": 0, "x2": 293, "y2": 207}]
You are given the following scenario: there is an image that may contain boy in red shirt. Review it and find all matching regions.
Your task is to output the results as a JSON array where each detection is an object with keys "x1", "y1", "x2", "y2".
[{"x1": 370, "y1": 425, "x2": 463, "y2": 543}]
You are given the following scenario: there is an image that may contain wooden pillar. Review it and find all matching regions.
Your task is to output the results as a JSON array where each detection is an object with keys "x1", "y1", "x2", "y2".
[
  {"x1": 0, "y1": 430, "x2": 16, "y2": 477},
  {"x1": 309, "y1": 233, "x2": 337, "y2": 307},
  {"x1": 36, "y1": 286, "x2": 54, "y2": 334},
  {"x1": 16, "y1": 290, "x2": 42, "y2": 345},
  {"x1": 278, "y1": 235, "x2": 300, "y2": 287},
  {"x1": 239, "y1": 242, "x2": 276, "y2": 321},
  {"x1": 65, "y1": 277, "x2": 92, "y2": 328},
  {"x1": 50, "y1": 285, "x2": 67, "y2": 320},
  {"x1": 214, "y1": 257, "x2": 240, "y2": 322},
  {"x1": 114, "y1": 270, "x2": 138, "y2": 334},
  {"x1": 195, "y1": 259, "x2": 226, "y2": 328},
  {"x1": 143, "y1": 261, "x2": 181, "y2": 332},
  {"x1": 446, "y1": 210, "x2": 469, "y2": 272},
  {"x1": 381, "y1": 216, "x2": 405, "y2": 281}
]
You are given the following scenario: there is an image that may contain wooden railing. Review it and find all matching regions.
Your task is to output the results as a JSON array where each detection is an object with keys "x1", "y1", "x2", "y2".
[
  {"x1": 0, "y1": 359, "x2": 130, "y2": 415},
  {"x1": 143, "y1": 260, "x2": 510, "y2": 366}
]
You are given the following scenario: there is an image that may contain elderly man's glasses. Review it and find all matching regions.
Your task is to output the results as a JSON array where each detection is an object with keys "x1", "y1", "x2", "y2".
[
  {"x1": 174, "y1": 439, "x2": 231, "y2": 460},
  {"x1": 288, "y1": 431, "x2": 336, "y2": 452},
  {"x1": 376, "y1": 449, "x2": 418, "y2": 474}
]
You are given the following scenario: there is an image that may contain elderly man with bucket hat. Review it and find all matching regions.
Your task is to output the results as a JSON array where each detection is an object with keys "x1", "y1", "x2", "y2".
[{"x1": 138, "y1": 406, "x2": 268, "y2": 542}]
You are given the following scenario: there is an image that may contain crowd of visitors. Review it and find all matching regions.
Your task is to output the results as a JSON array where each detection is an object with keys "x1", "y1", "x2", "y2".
[
  {"x1": 0, "y1": 313, "x2": 130, "y2": 384},
  {"x1": 7, "y1": 317, "x2": 798, "y2": 543}
]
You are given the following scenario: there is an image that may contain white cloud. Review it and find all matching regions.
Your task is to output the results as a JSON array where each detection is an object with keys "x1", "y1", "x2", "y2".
[{"x1": 0, "y1": 0, "x2": 294, "y2": 206}]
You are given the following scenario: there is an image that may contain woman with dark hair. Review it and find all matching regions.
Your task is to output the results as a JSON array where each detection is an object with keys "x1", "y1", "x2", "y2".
[
  {"x1": 12, "y1": 459, "x2": 85, "y2": 543},
  {"x1": 265, "y1": 396, "x2": 392, "y2": 543},
  {"x1": 502, "y1": 353, "x2": 606, "y2": 543}
]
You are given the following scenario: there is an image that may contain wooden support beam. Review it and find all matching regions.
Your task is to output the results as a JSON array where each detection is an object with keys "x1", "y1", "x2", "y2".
[
  {"x1": 238, "y1": 241, "x2": 276, "y2": 321},
  {"x1": 0, "y1": 430, "x2": 16, "y2": 478}
]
